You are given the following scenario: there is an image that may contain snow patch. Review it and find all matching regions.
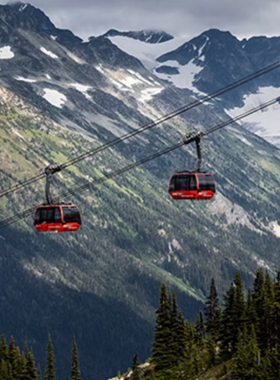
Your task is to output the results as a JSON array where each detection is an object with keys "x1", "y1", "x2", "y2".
[
  {"x1": 0, "y1": 46, "x2": 14, "y2": 59},
  {"x1": 19, "y1": 4, "x2": 28, "y2": 12},
  {"x1": 119, "y1": 75, "x2": 142, "y2": 88},
  {"x1": 109, "y1": 78, "x2": 123, "y2": 89},
  {"x1": 50, "y1": 35, "x2": 57, "y2": 40},
  {"x1": 154, "y1": 59, "x2": 205, "y2": 94},
  {"x1": 69, "y1": 83, "x2": 92, "y2": 100},
  {"x1": 45, "y1": 74, "x2": 51, "y2": 80},
  {"x1": 105, "y1": 68, "x2": 162, "y2": 101},
  {"x1": 226, "y1": 86, "x2": 280, "y2": 147},
  {"x1": 40, "y1": 47, "x2": 58, "y2": 59},
  {"x1": 127, "y1": 69, "x2": 152, "y2": 85},
  {"x1": 108, "y1": 35, "x2": 186, "y2": 70},
  {"x1": 96, "y1": 66, "x2": 104, "y2": 74},
  {"x1": 145, "y1": 35, "x2": 152, "y2": 43},
  {"x1": 140, "y1": 87, "x2": 163, "y2": 102},
  {"x1": 42, "y1": 89, "x2": 67, "y2": 108},
  {"x1": 197, "y1": 35, "x2": 209, "y2": 57},
  {"x1": 14, "y1": 76, "x2": 37, "y2": 83},
  {"x1": 70, "y1": 83, "x2": 92, "y2": 92},
  {"x1": 96, "y1": 65, "x2": 106, "y2": 73}
]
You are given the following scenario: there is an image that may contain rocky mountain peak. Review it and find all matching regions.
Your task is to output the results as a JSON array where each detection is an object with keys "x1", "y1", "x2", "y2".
[
  {"x1": 156, "y1": 28, "x2": 240, "y2": 66},
  {"x1": 102, "y1": 29, "x2": 174, "y2": 43},
  {"x1": 5, "y1": 1, "x2": 56, "y2": 31},
  {"x1": 1, "y1": 2, "x2": 82, "y2": 46},
  {"x1": 7, "y1": 1, "x2": 30, "y2": 12}
]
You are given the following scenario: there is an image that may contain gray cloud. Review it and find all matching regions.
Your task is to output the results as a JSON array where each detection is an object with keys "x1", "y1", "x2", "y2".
[{"x1": 3, "y1": 0, "x2": 280, "y2": 41}]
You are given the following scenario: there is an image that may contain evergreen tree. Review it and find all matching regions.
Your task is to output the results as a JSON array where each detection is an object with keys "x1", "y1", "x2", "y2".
[
  {"x1": 195, "y1": 311, "x2": 206, "y2": 348},
  {"x1": 185, "y1": 322, "x2": 195, "y2": 349},
  {"x1": 273, "y1": 269, "x2": 280, "y2": 350},
  {"x1": 20, "y1": 343, "x2": 29, "y2": 380},
  {"x1": 0, "y1": 336, "x2": 8, "y2": 360},
  {"x1": 0, "y1": 335, "x2": 8, "y2": 373},
  {"x1": 247, "y1": 325, "x2": 260, "y2": 379},
  {"x1": 204, "y1": 277, "x2": 219, "y2": 339},
  {"x1": 231, "y1": 329, "x2": 247, "y2": 380},
  {"x1": 21, "y1": 353, "x2": 30, "y2": 380},
  {"x1": 219, "y1": 283, "x2": 235, "y2": 356},
  {"x1": 199, "y1": 311, "x2": 206, "y2": 341},
  {"x1": 175, "y1": 311, "x2": 188, "y2": 362},
  {"x1": 70, "y1": 338, "x2": 81, "y2": 380},
  {"x1": 0, "y1": 358, "x2": 13, "y2": 380},
  {"x1": 194, "y1": 315, "x2": 200, "y2": 344},
  {"x1": 44, "y1": 335, "x2": 55, "y2": 380},
  {"x1": 245, "y1": 289, "x2": 258, "y2": 328},
  {"x1": 25, "y1": 351, "x2": 37, "y2": 380},
  {"x1": 168, "y1": 292, "x2": 188, "y2": 365},
  {"x1": 191, "y1": 345, "x2": 200, "y2": 376},
  {"x1": 8, "y1": 337, "x2": 21, "y2": 380},
  {"x1": 132, "y1": 354, "x2": 140, "y2": 380},
  {"x1": 260, "y1": 351, "x2": 274, "y2": 380},
  {"x1": 263, "y1": 270, "x2": 274, "y2": 351},
  {"x1": 169, "y1": 292, "x2": 180, "y2": 366},
  {"x1": 24, "y1": 343, "x2": 29, "y2": 359},
  {"x1": 251, "y1": 270, "x2": 274, "y2": 352},
  {"x1": 233, "y1": 273, "x2": 246, "y2": 325},
  {"x1": 232, "y1": 325, "x2": 260, "y2": 380},
  {"x1": 151, "y1": 283, "x2": 173, "y2": 377},
  {"x1": 253, "y1": 268, "x2": 265, "y2": 347},
  {"x1": 267, "y1": 348, "x2": 280, "y2": 380},
  {"x1": 226, "y1": 273, "x2": 246, "y2": 353}
]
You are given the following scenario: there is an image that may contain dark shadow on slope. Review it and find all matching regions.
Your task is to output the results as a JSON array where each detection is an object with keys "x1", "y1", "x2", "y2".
[{"x1": 0, "y1": 251, "x2": 153, "y2": 380}]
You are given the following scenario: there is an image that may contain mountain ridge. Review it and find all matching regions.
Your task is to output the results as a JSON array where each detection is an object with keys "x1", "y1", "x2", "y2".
[
  {"x1": 108, "y1": 28, "x2": 280, "y2": 147},
  {"x1": 102, "y1": 29, "x2": 174, "y2": 44}
]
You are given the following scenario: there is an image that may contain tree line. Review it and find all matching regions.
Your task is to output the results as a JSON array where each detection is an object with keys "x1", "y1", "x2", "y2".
[
  {"x1": 131, "y1": 268, "x2": 280, "y2": 380},
  {"x1": 0, "y1": 335, "x2": 81, "y2": 380},
  {"x1": 2, "y1": 267, "x2": 280, "y2": 380}
]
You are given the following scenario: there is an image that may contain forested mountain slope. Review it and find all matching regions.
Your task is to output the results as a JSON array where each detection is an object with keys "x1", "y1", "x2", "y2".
[{"x1": 0, "y1": 3, "x2": 280, "y2": 379}]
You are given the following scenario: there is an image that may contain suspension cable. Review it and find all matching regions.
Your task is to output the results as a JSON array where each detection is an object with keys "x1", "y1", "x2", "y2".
[
  {"x1": 0, "y1": 96, "x2": 279, "y2": 230},
  {"x1": 1, "y1": 59, "x2": 280, "y2": 199}
]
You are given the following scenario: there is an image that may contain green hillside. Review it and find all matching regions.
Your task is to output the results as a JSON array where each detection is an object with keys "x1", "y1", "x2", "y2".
[{"x1": 1, "y1": 81, "x2": 280, "y2": 379}]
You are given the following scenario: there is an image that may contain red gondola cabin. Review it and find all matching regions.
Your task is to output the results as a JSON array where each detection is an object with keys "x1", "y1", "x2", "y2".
[
  {"x1": 169, "y1": 172, "x2": 215, "y2": 200},
  {"x1": 34, "y1": 204, "x2": 82, "y2": 232}
]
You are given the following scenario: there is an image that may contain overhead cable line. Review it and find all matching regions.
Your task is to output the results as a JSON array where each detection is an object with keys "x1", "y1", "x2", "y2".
[
  {"x1": 1, "y1": 59, "x2": 280, "y2": 199},
  {"x1": 0, "y1": 96, "x2": 279, "y2": 230}
]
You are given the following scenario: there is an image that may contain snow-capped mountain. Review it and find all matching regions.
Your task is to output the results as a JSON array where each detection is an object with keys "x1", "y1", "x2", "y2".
[
  {"x1": 102, "y1": 29, "x2": 174, "y2": 44},
  {"x1": 108, "y1": 28, "x2": 280, "y2": 147},
  {"x1": 156, "y1": 29, "x2": 280, "y2": 99},
  {"x1": 4, "y1": 2, "x2": 82, "y2": 46},
  {"x1": 0, "y1": 3, "x2": 170, "y2": 143}
]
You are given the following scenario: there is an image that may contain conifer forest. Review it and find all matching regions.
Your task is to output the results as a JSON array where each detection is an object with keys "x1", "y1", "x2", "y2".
[{"x1": 2, "y1": 267, "x2": 280, "y2": 379}]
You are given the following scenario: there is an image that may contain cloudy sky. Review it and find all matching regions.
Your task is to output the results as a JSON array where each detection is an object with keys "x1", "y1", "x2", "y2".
[{"x1": 4, "y1": 0, "x2": 280, "y2": 41}]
